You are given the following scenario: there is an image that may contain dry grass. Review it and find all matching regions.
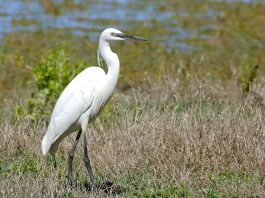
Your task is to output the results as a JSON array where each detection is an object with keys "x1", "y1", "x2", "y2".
[{"x1": 0, "y1": 77, "x2": 264, "y2": 197}]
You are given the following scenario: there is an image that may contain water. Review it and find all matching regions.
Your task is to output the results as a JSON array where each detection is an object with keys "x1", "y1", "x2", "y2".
[
  {"x1": 0, "y1": 1, "x2": 173, "y2": 37},
  {"x1": 0, "y1": 0, "x2": 264, "y2": 51}
]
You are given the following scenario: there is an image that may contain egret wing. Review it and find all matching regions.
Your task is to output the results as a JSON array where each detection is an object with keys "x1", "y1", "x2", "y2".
[{"x1": 42, "y1": 67, "x2": 105, "y2": 154}]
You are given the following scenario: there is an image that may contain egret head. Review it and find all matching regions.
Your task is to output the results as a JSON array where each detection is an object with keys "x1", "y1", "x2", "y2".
[{"x1": 100, "y1": 28, "x2": 148, "y2": 42}]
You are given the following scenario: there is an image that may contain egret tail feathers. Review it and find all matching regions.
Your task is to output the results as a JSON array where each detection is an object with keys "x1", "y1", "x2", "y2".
[{"x1": 42, "y1": 134, "x2": 51, "y2": 155}]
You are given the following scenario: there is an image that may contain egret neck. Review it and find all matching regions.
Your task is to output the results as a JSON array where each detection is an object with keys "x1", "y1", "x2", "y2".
[{"x1": 98, "y1": 39, "x2": 120, "y2": 92}]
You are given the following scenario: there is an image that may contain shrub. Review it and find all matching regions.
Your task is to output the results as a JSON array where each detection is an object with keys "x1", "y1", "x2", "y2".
[{"x1": 26, "y1": 48, "x2": 87, "y2": 121}]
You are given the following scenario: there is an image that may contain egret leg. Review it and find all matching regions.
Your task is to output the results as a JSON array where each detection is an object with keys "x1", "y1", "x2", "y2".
[
  {"x1": 53, "y1": 155, "x2": 57, "y2": 169},
  {"x1": 83, "y1": 132, "x2": 96, "y2": 186},
  {"x1": 67, "y1": 130, "x2": 82, "y2": 186}
]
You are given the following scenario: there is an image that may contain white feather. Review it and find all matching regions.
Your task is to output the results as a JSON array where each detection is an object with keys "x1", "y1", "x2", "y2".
[{"x1": 41, "y1": 28, "x2": 146, "y2": 155}]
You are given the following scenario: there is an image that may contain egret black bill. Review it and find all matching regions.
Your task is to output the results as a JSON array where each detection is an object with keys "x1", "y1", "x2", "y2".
[{"x1": 112, "y1": 32, "x2": 148, "y2": 41}]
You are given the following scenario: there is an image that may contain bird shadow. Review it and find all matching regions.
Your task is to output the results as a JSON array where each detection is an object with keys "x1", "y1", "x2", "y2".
[
  {"x1": 66, "y1": 180, "x2": 125, "y2": 195},
  {"x1": 83, "y1": 180, "x2": 124, "y2": 195}
]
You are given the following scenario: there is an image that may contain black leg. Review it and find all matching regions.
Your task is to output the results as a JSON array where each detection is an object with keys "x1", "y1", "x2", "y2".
[
  {"x1": 53, "y1": 155, "x2": 57, "y2": 169},
  {"x1": 67, "y1": 130, "x2": 82, "y2": 186},
  {"x1": 83, "y1": 132, "x2": 96, "y2": 185}
]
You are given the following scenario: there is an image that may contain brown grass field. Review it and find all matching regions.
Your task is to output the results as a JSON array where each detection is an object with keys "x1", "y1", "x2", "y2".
[
  {"x1": 1, "y1": 77, "x2": 264, "y2": 197},
  {"x1": 1, "y1": 1, "x2": 265, "y2": 196}
]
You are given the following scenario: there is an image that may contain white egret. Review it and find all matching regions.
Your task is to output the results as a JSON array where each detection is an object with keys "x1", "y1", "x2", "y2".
[{"x1": 41, "y1": 28, "x2": 147, "y2": 187}]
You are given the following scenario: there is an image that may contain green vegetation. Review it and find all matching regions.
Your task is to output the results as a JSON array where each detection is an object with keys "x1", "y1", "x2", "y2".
[
  {"x1": 27, "y1": 49, "x2": 87, "y2": 120},
  {"x1": 0, "y1": 0, "x2": 265, "y2": 197}
]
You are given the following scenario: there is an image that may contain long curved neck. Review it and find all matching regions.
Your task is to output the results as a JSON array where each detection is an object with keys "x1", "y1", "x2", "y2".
[{"x1": 98, "y1": 39, "x2": 120, "y2": 87}]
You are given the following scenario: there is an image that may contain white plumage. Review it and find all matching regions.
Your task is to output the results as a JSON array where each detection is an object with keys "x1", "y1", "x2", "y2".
[
  {"x1": 41, "y1": 28, "x2": 147, "y2": 186},
  {"x1": 42, "y1": 67, "x2": 107, "y2": 155}
]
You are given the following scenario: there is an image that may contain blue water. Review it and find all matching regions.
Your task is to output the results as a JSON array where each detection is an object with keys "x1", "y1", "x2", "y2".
[
  {"x1": 0, "y1": 0, "x2": 263, "y2": 51},
  {"x1": 0, "y1": 1, "x2": 173, "y2": 37}
]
